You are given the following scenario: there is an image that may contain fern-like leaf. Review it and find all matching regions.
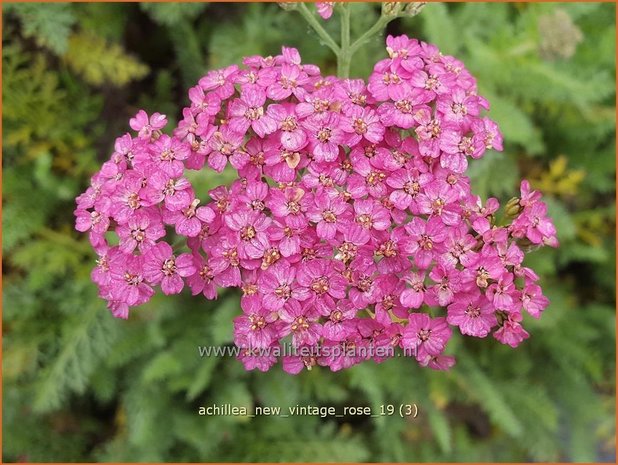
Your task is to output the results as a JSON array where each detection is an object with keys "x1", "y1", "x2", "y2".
[
  {"x1": 5, "y1": 3, "x2": 76, "y2": 54},
  {"x1": 64, "y1": 32, "x2": 149, "y2": 86}
]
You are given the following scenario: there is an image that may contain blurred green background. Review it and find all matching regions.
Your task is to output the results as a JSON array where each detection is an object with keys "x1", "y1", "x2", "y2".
[{"x1": 2, "y1": 2, "x2": 616, "y2": 462}]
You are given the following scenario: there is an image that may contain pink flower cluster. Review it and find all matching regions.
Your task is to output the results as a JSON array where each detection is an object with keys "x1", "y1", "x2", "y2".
[{"x1": 75, "y1": 34, "x2": 558, "y2": 373}]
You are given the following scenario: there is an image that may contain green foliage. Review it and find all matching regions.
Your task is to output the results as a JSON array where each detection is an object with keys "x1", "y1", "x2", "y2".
[
  {"x1": 76, "y1": 3, "x2": 130, "y2": 41},
  {"x1": 140, "y1": 2, "x2": 207, "y2": 27},
  {"x1": 141, "y1": 3, "x2": 207, "y2": 88},
  {"x1": 3, "y1": 2, "x2": 615, "y2": 463},
  {"x1": 32, "y1": 293, "x2": 119, "y2": 413},
  {"x1": 4, "y1": 3, "x2": 76, "y2": 54},
  {"x1": 207, "y1": 3, "x2": 334, "y2": 71}
]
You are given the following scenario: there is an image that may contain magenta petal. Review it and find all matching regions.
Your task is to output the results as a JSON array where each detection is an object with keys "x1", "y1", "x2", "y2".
[{"x1": 162, "y1": 274, "x2": 184, "y2": 294}]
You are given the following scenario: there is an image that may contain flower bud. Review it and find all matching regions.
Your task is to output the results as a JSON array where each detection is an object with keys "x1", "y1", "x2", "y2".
[
  {"x1": 516, "y1": 237, "x2": 540, "y2": 253},
  {"x1": 505, "y1": 197, "x2": 522, "y2": 217},
  {"x1": 382, "y1": 2, "x2": 403, "y2": 17},
  {"x1": 539, "y1": 9, "x2": 583, "y2": 60},
  {"x1": 403, "y1": 2, "x2": 427, "y2": 17},
  {"x1": 495, "y1": 310, "x2": 508, "y2": 325},
  {"x1": 278, "y1": 2, "x2": 299, "y2": 11}
]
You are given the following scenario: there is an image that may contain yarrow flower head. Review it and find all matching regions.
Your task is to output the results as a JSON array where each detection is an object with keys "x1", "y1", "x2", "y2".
[{"x1": 75, "y1": 34, "x2": 557, "y2": 373}]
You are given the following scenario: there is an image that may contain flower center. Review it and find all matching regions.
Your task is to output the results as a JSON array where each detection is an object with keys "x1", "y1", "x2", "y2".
[
  {"x1": 291, "y1": 316, "x2": 310, "y2": 332},
  {"x1": 250, "y1": 314, "x2": 266, "y2": 331},
  {"x1": 286, "y1": 201, "x2": 301, "y2": 214},
  {"x1": 240, "y1": 225, "x2": 256, "y2": 241},
  {"x1": 281, "y1": 116, "x2": 298, "y2": 131},
  {"x1": 216, "y1": 198, "x2": 229, "y2": 213},
  {"x1": 465, "y1": 305, "x2": 481, "y2": 318},
  {"x1": 246, "y1": 71, "x2": 258, "y2": 84},
  {"x1": 419, "y1": 234, "x2": 433, "y2": 250},
  {"x1": 274, "y1": 284, "x2": 291, "y2": 300},
  {"x1": 429, "y1": 120, "x2": 441, "y2": 138},
  {"x1": 364, "y1": 145, "x2": 377, "y2": 158},
  {"x1": 357, "y1": 214, "x2": 373, "y2": 229},
  {"x1": 199, "y1": 265, "x2": 213, "y2": 281},
  {"x1": 261, "y1": 248, "x2": 281, "y2": 269},
  {"x1": 96, "y1": 256, "x2": 109, "y2": 271},
  {"x1": 223, "y1": 248, "x2": 240, "y2": 267},
  {"x1": 314, "y1": 99, "x2": 330, "y2": 113},
  {"x1": 90, "y1": 211, "x2": 102, "y2": 224},
  {"x1": 357, "y1": 276, "x2": 373, "y2": 292},
  {"x1": 418, "y1": 329, "x2": 431, "y2": 342},
  {"x1": 127, "y1": 192, "x2": 141, "y2": 210},
  {"x1": 318, "y1": 174, "x2": 334, "y2": 187},
  {"x1": 425, "y1": 75, "x2": 439, "y2": 91},
  {"x1": 403, "y1": 180, "x2": 420, "y2": 195},
  {"x1": 351, "y1": 93, "x2": 366, "y2": 105},
  {"x1": 160, "y1": 149, "x2": 174, "y2": 161},
  {"x1": 245, "y1": 106, "x2": 264, "y2": 121},
  {"x1": 395, "y1": 99, "x2": 412, "y2": 113},
  {"x1": 322, "y1": 210, "x2": 337, "y2": 223},
  {"x1": 162, "y1": 258, "x2": 176, "y2": 276},
  {"x1": 280, "y1": 76, "x2": 297, "y2": 89},
  {"x1": 432, "y1": 198, "x2": 445, "y2": 214},
  {"x1": 163, "y1": 179, "x2": 177, "y2": 196},
  {"x1": 459, "y1": 136, "x2": 474, "y2": 155},
  {"x1": 131, "y1": 228, "x2": 146, "y2": 243},
  {"x1": 282, "y1": 150, "x2": 301, "y2": 169},
  {"x1": 378, "y1": 240, "x2": 398, "y2": 258},
  {"x1": 301, "y1": 247, "x2": 317, "y2": 261},
  {"x1": 124, "y1": 272, "x2": 142, "y2": 286},
  {"x1": 341, "y1": 159, "x2": 353, "y2": 172},
  {"x1": 317, "y1": 127, "x2": 332, "y2": 143},
  {"x1": 184, "y1": 198, "x2": 201, "y2": 219},
  {"x1": 338, "y1": 242, "x2": 358, "y2": 261},
  {"x1": 476, "y1": 267, "x2": 490, "y2": 288},
  {"x1": 366, "y1": 170, "x2": 384, "y2": 186},
  {"x1": 243, "y1": 283, "x2": 258, "y2": 295},
  {"x1": 311, "y1": 277, "x2": 330, "y2": 295},
  {"x1": 198, "y1": 224, "x2": 212, "y2": 241},
  {"x1": 249, "y1": 150, "x2": 265, "y2": 166},
  {"x1": 353, "y1": 118, "x2": 368, "y2": 134},
  {"x1": 382, "y1": 295, "x2": 395, "y2": 310},
  {"x1": 451, "y1": 102, "x2": 467, "y2": 116},
  {"x1": 383, "y1": 72, "x2": 401, "y2": 84},
  {"x1": 251, "y1": 199, "x2": 265, "y2": 211}
]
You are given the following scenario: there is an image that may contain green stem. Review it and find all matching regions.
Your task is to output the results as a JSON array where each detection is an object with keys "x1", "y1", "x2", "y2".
[
  {"x1": 349, "y1": 13, "x2": 393, "y2": 56},
  {"x1": 298, "y1": 3, "x2": 340, "y2": 55},
  {"x1": 338, "y1": 3, "x2": 352, "y2": 78},
  {"x1": 507, "y1": 40, "x2": 537, "y2": 57},
  {"x1": 294, "y1": 2, "x2": 424, "y2": 79}
]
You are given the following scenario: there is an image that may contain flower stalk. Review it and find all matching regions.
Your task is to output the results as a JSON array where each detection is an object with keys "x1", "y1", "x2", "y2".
[
  {"x1": 297, "y1": 2, "x2": 340, "y2": 55},
  {"x1": 338, "y1": 2, "x2": 351, "y2": 77},
  {"x1": 296, "y1": 2, "x2": 427, "y2": 78}
]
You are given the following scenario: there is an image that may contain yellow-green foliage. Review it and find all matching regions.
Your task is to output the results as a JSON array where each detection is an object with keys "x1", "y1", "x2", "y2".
[
  {"x1": 2, "y1": 44, "x2": 66, "y2": 152},
  {"x1": 64, "y1": 32, "x2": 149, "y2": 87},
  {"x1": 530, "y1": 156, "x2": 586, "y2": 198}
]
